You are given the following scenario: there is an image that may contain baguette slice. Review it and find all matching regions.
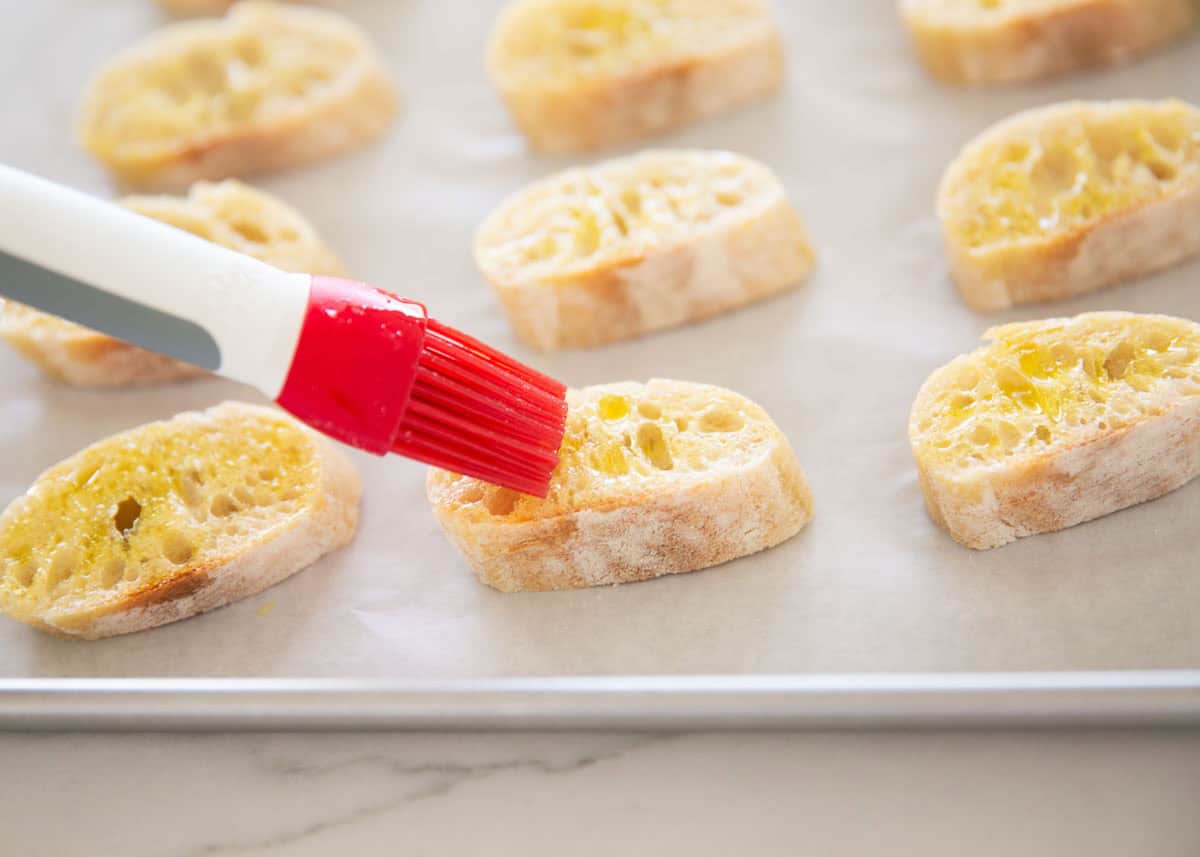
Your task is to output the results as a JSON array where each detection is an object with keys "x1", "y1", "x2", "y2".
[
  {"x1": 910, "y1": 312, "x2": 1200, "y2": 550},
  {"x1": 0, "y1": 402, "x2": 360, "y2": 638},
  {"x1": 80, "y1": 1, "x2": 398, "y2": 190},
  {"x1": 900, "y1": 0, "x2": 1198, "y2": 85},
  {"x1": 938, "y1": 100, "x2": 1200, "y2": 311},
  {"x1": 428, "y1": 379, "x2": 813, "y2": 592},
  {"x1": 158, "y1": 0, "x2": 325, "y2": 16},
  {"x1": 0, "y1": 180, "x2": 345, "y2": 387},
  {"x1": 158, "y1": 0, "x2": 242, "y2": 14},
  {"x1": 474, "y1": 150, "x2": 814, "y2": 349},
  {"x1": 487, "y1": 0, "x2": 785, "y2": 153}
]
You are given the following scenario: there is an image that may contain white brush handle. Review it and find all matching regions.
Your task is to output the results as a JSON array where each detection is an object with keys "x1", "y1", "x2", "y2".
[{"x1": 0, "y1": 164, "x2": 310, "y2": 397}]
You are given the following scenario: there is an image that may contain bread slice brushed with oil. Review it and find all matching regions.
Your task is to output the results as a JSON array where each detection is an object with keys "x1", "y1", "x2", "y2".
[
  {"x1": 474, "y1": 149, "x2": 815, "y2": 350},
  {"x1": 427, "y1": 379, "x2": 813, "y2": 592},
  {"x1": 0, "y1": 402, "x2": 360, "y2": 639},
  {"x1": 938, "y1": 99, "x2": 1200, "y2": 311},
  {"x1": 900, "y1": 0, "x2": 1197, "y2": 85},
  {"x1": 79, "y1": 1, "x2": 398, "y2": 189},
  {"x1": 487, "y1": 0, "x2": 785, "y2": 153},
  {"x1": 158, "y1": 0, "x2": 241, "y2": 14},
  {"x1": 157, "y1": 0, "x2": 324, "y2": 16},
  {"x1": 0, "y1": 179, "x2": 344, "y2": 387},
  {"x1": 910, "y1": 312, "x2": 1200, "y2": 550}
]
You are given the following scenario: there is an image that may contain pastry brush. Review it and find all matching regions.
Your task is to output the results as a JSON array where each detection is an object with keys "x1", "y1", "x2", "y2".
[{"x1": 0, "y1": 164, "x2": 567, "y2": 497}]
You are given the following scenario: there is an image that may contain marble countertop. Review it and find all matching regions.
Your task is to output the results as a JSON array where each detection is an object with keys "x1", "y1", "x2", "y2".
[{"x1": 5, "y1": 729, "x2": 1199, "y2": 855}]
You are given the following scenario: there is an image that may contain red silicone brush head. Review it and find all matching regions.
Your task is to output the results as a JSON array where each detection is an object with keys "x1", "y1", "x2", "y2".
[
  {"x1": 275, "y1": 277, "x2": 568, "y2": 497},
  {"x1": 391, "y1": 317, "x2": 568, "y2": 497}
]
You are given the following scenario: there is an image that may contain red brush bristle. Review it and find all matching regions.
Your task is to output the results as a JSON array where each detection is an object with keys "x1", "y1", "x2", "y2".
[{"x1": 391, "y1": 318, "x2": 568, "y2": 497}]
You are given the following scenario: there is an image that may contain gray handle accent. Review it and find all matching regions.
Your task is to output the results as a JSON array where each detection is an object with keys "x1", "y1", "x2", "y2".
[{"x1": 0, "y1": 247, "x2": 221, "y2": 370}]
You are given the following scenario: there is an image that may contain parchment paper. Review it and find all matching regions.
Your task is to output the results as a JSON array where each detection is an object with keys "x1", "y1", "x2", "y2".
[{"x1": 1, "y1": 1, "x2": 1198, "y2": 679}]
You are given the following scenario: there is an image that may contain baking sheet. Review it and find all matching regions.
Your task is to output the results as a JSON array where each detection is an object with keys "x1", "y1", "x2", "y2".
[
  {"x1": 5, "y1": 674, "x2": 1200, "y2": 731},
  {"x1": 1, "y1": 0, "x2": 1199, "y2": 684}
]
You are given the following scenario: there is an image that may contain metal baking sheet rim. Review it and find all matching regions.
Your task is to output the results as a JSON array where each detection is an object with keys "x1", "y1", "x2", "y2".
[{"x1": 1, "y1": 671, "x2": 1197, "y2": 731}]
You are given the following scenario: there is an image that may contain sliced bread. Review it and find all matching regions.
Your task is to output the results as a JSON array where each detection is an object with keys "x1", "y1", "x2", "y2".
[
  {"x1": 158, "y1": 0, "x2": 239, "y2": 14},
  {"x1": 0, "y1": 402, "x2": 360, "y2": 639},
  {"x1": 157, "y1": 0, "x2": 322, "y2": 15},
  {"x1": 938, "y1": 99, "x2": 1200, "y2": 311},
  {"x1": 0, "y1": 179, "x2": 345, "y2": 387},
  {"x1": 474, "y1": 149, "x2": 815, "y2": 349},
  {"x1": 79, "y1": 1, "x2": 398, "y2": 189},
  {"x1": 900, "y1": 0, "x2": 1198, "y2": 85},
  {"x1": 428, "y1": 379, "x2": 812, "y2": 592},
  {"x1": 487, "y1": 0, "x2": 785, "y2": 152},
  {"x1": 909, "y1": 312, "x2": 1200, "y2": 549}
]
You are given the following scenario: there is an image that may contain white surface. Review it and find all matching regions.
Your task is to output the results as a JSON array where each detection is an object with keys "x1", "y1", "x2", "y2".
[
  {"x1": 1, "y1": 2, "x2": 1199, "y2": 681},
  {"x1": 0, "y1": 165, "x2": 311, "y2": 396},
  {"x1": 2, "y1": 730, "x2": 1199, "y2": 856}
]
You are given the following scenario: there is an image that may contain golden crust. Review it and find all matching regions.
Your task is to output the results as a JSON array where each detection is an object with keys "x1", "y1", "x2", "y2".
[
  {"x1": 474, "y1": 150, "x2": 815, "y2": 349},
  {"x1": 158, "y1": 0, "x2": 329, "y2": 13},
  {"x1": 0, "y1": 402, "x2": 360, "y2": 639},
  {"x1": 900, "y1": 0, "x2": 1198, "y2": 85},
  {"x1": 157, "y1": 0, "x2": 240, "y2": 14},
  {"x1": 937, "y1": 100, "x2": 1200, "y2": 311},
  {"x1": 80, "y1": 1, "x2": 398, "y2": 190},
  {"x1": 909, "y1": 312, "x2": 1200, "y2": 549},
  {"x1": 487, "y1": 0, "x2": 784, "y2": 152},
  {"x1": 0, "y1": 179, "x2": 345, "y2": 387},
  {"x1": 427, "y1": 379, "x2": 813, "y2": 592}
]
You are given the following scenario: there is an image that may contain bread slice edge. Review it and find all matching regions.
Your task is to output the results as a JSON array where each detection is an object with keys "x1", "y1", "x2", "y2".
[
  {"x1": 945, "y1": 177, "x2": 1200, "y2": 311},
  {"x1": 478, "y1": 187, "x2": 815, "y2": 349},
  {"x1": 26, "y1": 403, "x2": 362, "y2": 639},
  {"x1": 901, "y1": 0, "x2": 1198, "y2": 85},
  {"x1": 910, "y1": 348, "x2": 1200, "y2": 550},
  {"x1": 488, "y1": 19, "x2": 784, "y2": 152},
  {"x1": 429, "y1": 430, "x2": 812, "y2": 592},
  {"x1": 937, "y1": 101, "x2": 1200, "y2": 311},
  {"x1": 79, "y1": 5, "x2": 400, "y2": 190}
]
